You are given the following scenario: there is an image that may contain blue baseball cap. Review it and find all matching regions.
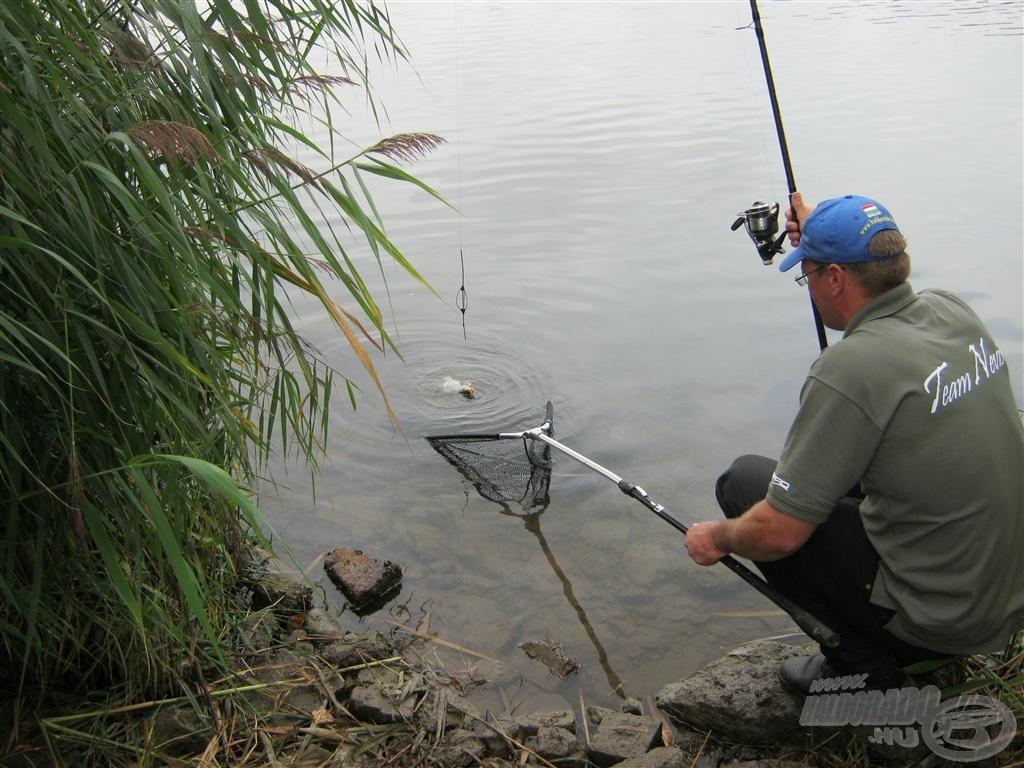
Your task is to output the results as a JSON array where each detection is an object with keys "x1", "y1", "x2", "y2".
[{"x1": 778, "y1": 195, "x2": 901, "y2": 272}]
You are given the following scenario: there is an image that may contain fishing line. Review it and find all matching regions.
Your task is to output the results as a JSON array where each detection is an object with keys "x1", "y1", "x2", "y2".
[
  {"x1": 734, "y1": 4, "x2": 780, "y2": 199},
  {"x1": 453, "y1": 1, "x2": 469, "y2": 341}
]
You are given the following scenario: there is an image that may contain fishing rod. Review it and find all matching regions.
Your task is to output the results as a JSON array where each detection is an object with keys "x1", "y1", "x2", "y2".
[{"x1": 732, "y1": 0, "x2": 828, "y2": 351}]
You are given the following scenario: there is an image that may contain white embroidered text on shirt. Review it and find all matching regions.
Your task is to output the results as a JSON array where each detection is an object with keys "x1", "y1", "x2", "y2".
[{"x1": 923, "y1": 337, "x2": 1006, "y2": 414}]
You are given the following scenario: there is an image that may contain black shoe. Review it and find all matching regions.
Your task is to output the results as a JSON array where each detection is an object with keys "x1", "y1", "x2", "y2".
[{"x1": 779, "y1": 654, "x2": 835, "y2": 697}]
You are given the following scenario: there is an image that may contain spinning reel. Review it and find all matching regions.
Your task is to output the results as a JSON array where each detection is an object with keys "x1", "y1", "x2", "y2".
[{"x1": 731, "y1": 201, "x2": 787, "y2": 266}]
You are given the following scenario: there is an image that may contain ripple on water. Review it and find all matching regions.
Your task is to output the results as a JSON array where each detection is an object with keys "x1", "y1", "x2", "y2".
[{"x1": 355, "y1": 324, "x2": 592, "y2": 444}]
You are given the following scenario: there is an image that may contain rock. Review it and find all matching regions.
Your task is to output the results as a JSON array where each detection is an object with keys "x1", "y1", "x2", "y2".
[
  {"x1": 586, "y1": 711, "x2": 663, "y2": 767},
  {"x1": 323, "y1": 547, "x2": 402, "y2": 612},
  {"x1": 518, "y1": 638, "x2": 580, "y2": 679},
  {"x1": 301, "y1": 607, "x2": 345, "y2": 645},
  {"x1": 339, "y1": 664, "x2": 427, "y2": 726},
  {"x1": 354, "y1": 664, "x2": 424, "y2": 692},
  {"x1": 614, "y1": 745, "x2": 689, "y2": 768},
  {"x1": 469, "y1": 716, "x2": 523, "y2": 757},
  {"x1": 585, "y1": 705, "x2": 617, "y2": 726},
  {"x1": 250, "y1": 571, "x2": 314, "y2": 614},
  {"x1": 345, "y1": 682, "x2": 417, "y2": 724},
  {"x1": 409, "y1": 685, "x2": 483, "y2": 734},
  {"x1": 517, "y1": 708, "x2": 576, "y2": 735},
  {"x1": 318, "y1": 630, "x2": 394, "y2": 669},
  {"x1": 656, "y1": 640, "x2": 813, "y2": 746},
  {"x1": 622, "y1": 697, "x2": 644, "y2": 715},
  {"x1": 239, "y1": 608, "x2": 280, "y2": 652},
  {"x1": 665, "y1": 732, "x2": 759, "y2": 768},
  {"x1": 531, "y1": 725, "x2": 585, "y2": 762}
]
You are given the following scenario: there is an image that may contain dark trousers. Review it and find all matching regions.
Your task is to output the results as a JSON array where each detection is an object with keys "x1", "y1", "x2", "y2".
[{"x1": 716, "y1": 455, "x2": 946, "y2": 681}]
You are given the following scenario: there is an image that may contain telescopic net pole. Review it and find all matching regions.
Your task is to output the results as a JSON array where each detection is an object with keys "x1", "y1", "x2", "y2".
[
  {"x1": 531, "y1": 430, "x2": 839, "y2": 649},
  {"x1": 427, "y1": 405, "x2": 840, "y2": 649}
]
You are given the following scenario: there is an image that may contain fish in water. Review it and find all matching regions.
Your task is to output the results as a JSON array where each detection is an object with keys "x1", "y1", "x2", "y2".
[{"x1": 442, "y1": 375, "x2": 476, "y2": 399}]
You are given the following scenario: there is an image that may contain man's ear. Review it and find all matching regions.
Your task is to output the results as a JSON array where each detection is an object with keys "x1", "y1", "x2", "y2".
[{"x1": 825, "y1": 263, "x2": 845, "y2": 294}]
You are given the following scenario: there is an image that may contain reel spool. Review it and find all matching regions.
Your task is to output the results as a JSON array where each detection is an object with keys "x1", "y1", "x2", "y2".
[{"x1": 731, "y1": 200, "x2": 787, "y2": 266}]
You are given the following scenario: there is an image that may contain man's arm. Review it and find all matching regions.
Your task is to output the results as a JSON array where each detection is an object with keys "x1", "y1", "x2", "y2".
[{"x1": 685, "y1": 500, "x2": 816, "y2": 565}]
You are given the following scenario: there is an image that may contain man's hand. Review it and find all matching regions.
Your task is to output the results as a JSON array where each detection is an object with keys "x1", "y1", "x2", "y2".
[
  {"x1": 785, "y1": 191, "x2": 815, "y2": 248},
  {"x1": 685, "y1": 501, "x2": 817, "y2": 565},
  {"x1": 685, "y1": 521, "x2": 729, "y2": 565}
]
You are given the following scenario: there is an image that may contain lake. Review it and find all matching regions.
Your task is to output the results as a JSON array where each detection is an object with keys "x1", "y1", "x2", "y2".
[{"x1": 260, "y1": 0, "x2": 1023, "y2": 712}]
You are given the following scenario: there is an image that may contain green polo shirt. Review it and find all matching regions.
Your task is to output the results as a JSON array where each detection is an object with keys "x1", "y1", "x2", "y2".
[{"x1": 765, "y1": 282, "x2": 1024, "y2": 654}]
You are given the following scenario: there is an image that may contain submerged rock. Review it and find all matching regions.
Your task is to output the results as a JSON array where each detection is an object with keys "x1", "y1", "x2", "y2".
[{"x1": 518, "y1": 638, "x2": 580, "y2": 679}]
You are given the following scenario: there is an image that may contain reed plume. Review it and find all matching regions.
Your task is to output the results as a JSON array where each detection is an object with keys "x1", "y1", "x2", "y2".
[
  {"x1": 127, "y1": 120, "x2": 220, "y2": 164},
  {"x1": 367, "y1": 133, "x2": 446, "y2": 164}
]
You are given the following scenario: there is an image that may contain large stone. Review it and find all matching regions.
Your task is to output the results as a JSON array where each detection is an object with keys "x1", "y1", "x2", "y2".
[
  {"x1": 586, "y1": 711, "x2": 663, "y2": 767},
  {"x1": 323, "y1": 547, "x2": 402, "y2": 612},
  {"x1": 655, "y1": 640, "x2": 813, "y2": 745}
]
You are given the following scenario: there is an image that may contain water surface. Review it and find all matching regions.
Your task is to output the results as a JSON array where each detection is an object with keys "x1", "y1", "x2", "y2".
[{"x1": 261, "y1": 1, "x2": 1023, "y2": 712}]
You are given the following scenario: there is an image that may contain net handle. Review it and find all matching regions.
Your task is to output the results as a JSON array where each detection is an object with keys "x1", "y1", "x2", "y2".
[{"x1": 527, "y1": 431, "x2": 840, "y2": 649}]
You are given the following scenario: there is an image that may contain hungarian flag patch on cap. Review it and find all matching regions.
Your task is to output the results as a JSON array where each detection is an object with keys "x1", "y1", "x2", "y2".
[{"x1": 861, "y1": 202, "x2": 881, "y2": 217}]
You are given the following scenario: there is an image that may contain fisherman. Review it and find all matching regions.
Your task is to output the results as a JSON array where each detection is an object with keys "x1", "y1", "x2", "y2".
[{"x1": 684, "y1": 192, "x2": 1024, "y2": 694}]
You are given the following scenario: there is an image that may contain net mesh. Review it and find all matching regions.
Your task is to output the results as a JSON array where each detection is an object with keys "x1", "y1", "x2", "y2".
[{"x1": 426, "y1": 403, "x2": 553, "y2": 512}]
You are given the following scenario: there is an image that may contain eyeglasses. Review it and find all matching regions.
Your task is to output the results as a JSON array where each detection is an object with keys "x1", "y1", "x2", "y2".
[{"x1": 794, "y1": 264, "x2": 828, "y2": 286}]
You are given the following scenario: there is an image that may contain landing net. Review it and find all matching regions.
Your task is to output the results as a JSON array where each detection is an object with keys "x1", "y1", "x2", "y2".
[{"x1": 426, "y1": 402, "x2": 553, "y2": 512}]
